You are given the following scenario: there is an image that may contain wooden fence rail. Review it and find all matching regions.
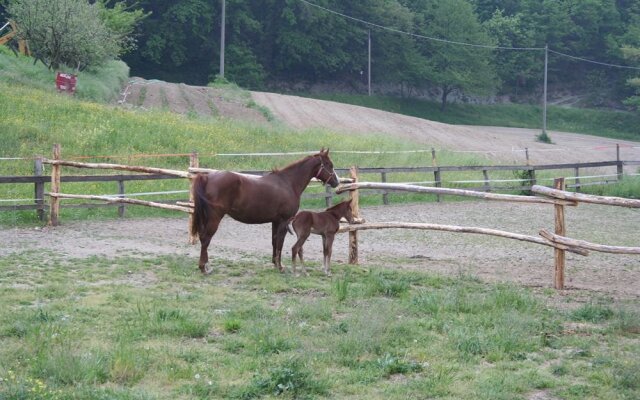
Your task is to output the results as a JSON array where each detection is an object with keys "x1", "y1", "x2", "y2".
[
  {"x1": 1, "y1": 158, "x2": 634, "y2": 217},
  {"x1": 337, "y1": 176, "x2": 640, "y2": 290}
]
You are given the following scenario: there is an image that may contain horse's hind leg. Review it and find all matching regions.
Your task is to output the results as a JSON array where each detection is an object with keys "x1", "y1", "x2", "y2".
[
  {"x1": 291, "y1": 228, "x2": 310, "y2": 276},
  {"x1": 199, "y1": 212, "x2": 223, "y2": 275},
  {"x1": 274, "y1": 221, "x2": 289, "y2": 272},
  {"x1": 322, "y1": 234, "x2": 335, "y2": 277}
]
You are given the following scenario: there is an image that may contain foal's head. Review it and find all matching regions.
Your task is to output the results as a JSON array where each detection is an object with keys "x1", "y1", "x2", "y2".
[
  {"x1": 315, "y1": 148, "x2": 339, "y2": 188},
  {"x1": 331, "y1": 200, "x2": 354, "y2": 224}
]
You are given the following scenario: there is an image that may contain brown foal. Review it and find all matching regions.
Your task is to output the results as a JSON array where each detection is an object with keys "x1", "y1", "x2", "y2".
[{"x1": 287, "y1": 200, "x2": 354, "y2": 276}]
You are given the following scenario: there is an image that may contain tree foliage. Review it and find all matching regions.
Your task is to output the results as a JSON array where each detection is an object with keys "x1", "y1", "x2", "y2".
[
  {"x1": 8, "y1": 0, "x2": 639, "y2": 107},
  {"x1": 6, "y1": 0, "x2": 144, "y2": 70}
]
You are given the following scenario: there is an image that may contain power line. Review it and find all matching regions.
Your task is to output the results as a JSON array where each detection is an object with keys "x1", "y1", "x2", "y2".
[
  {"x1": 298, "y1": 0, "x2": 543, "y2": 51},
  {"x1": 298, "y1": 0, "x2": 640, "y2": 70},
  {"x1": 549, "y1": 49, "x2": 640, "y2": 71}
]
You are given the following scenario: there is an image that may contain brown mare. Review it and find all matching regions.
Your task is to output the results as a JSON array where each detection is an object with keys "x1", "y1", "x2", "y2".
[
  {"x1": 190, "y1": 148, "x2": 339, "y2": 274},
  {"x1": 287, "y1": 200, "x2": 354, "y2": 276}
]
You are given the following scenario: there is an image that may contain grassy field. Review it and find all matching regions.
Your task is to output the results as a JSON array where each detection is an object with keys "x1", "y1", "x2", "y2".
[
  {"x1": 308, "y1": 93, "x2": 640, "y2": 142},
  {"x1": 0, "y1": 250, "x2": 638, "y2": 399}
]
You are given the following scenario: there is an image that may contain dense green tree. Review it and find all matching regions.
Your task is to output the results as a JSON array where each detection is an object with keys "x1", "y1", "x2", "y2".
[
  {"x1": 407, "y1": 0, "x2": 498, "y2": 110},
  {"x1": 7, "y1": 0, "x2": 143, "y2": 69},
  {"x1": 483, "y1": 9, "x2": 540, "y2": 94}
]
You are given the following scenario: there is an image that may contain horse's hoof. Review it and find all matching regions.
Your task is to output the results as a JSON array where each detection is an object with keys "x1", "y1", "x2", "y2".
[{"x1": 199, "y1": 264, "x2": 213, "y2": 275}]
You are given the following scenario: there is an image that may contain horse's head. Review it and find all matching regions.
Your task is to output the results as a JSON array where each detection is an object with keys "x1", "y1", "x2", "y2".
[{"x1": 315, "y1": 148, "x2": 339, "y2": 188}]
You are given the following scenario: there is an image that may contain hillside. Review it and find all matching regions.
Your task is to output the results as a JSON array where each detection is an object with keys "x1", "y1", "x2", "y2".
[{"x1": 120, "y1": 78, "x2": 640, "y2": 165}]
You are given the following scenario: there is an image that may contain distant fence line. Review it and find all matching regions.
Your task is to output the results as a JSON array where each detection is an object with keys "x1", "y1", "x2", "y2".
[
  {"x1": 0, "y1": 144, "x2": 638, "y2": 217},
  {"x1": 1, "y1": 143, "x2": 638, "y2": 162}
]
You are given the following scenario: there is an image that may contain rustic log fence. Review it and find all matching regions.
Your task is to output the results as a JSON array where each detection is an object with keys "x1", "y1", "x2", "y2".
[
  {"x1": 1, "y1": 145, "x2": 636, "y2": 218},
  {"x1": 337, "y1": 177, "x2": 640, "y2": 290}
]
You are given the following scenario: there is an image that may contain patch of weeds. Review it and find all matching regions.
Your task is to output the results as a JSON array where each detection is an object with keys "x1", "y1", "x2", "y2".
[
  {"x1": 333, "y1": 274, "x2": 350, "y2": 302},
  {"x1": 240, "y1": 358, "x2": 328, "y2": 399},
  {"x1": 222, "y1": 338, "x2": 246, "y2": 354},
  {"x1": 551, "y1": 362, "x2": 569, "y2": 376},
  {"x1": 375, "y1": 353, "x2": 422, "y2": 377},
  {"x1": 365, "y1": 269, "x2": 409, "y2": 298},
  {"x1": 571, "y1": 303, "x2": 614, "y2": 323},
  {"x1": 132, "y1": 303, "x2": 210, "y2": 339},
  {"x1": 247, "y1": 99, "x2": 275, "y2": 122},
  {"x1": 613, "y1": 360, "x2": 640, "y2": 390},
  {"x1": 32, "y1": 344, "x2": 110, "y2": 385},
  {"x1": 179, "y1": 379, "x2": 220, "y2": 398},
  {"x1": 136, "y1": 86, "x2": 147, "y2": 107},
  {"x1": 110, "y1": 342, "x2": 149, "y2": 385},
  {"x1": 609, "y1": 307, "x2": 640, "y2": 334},
  {"x1": 536, "y1": 131, "x2": 553, "y2": 144},
  {"x1": 223, "y1": 318, "x2": 242, "y2": 333}
]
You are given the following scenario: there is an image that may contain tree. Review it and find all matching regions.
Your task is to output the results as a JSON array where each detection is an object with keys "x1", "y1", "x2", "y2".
[
  {"x1": 483, "y1": 9, "x2": 539, "y2": 95},
  {"x1": 622, "y1": 45, "x2": 640, "y2": 110},
  {"x1": 7, "y1": 0, "x2": 144, "y2": 69},
  {"x1": 408, "y1": 0, "x2": 498, "y2": 111}
]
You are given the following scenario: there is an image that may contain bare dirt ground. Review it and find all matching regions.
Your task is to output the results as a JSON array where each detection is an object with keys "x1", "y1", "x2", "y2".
[
  {"x1": 119, "y1": 78, "x2": 268, "y2": 124},
  {"x1": 120, "y1": 79, "x2": 640, "y2": 166},
  {"x1": 251, "y1": 91, "x2": 640, "y2": 165},
  {"x1": 2, "y1": 201, "x2": 638, "y2": 303}
]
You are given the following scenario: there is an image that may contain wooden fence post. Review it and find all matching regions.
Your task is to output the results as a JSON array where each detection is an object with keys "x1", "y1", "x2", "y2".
[
  {"x1": 34, "y1": 156, "x2": 45, "y2": 221},
  {"x1": 188, "y1": 151, "x2": 199, "y2": 245},
  {"x1": 553, "y1": 177, "x2": 566, "y2": 290},
  {"x1": 574, "y1": 167, "x2": 581, "y2": 193},
  {"x1": 325, "y1": 184, "x2": 333, "y2": 207},
  {"x1": 381, "y1": 171, "x2": 389, "y2": 205},
  {"x1": 48, "y1": 144, "x2": 61, "y2": 226},
  {"x1": 117, "y1": 180, "x2": 126, "y2": 217},
  {"x1": 616, "y1": 144, "x2": 623, "y2": 180},
  {"x1": 482, "y1": 169, "x2": 490, "y2": 192},
  {"x1": 348, "y1": 166, "x2": 359, "y2": 265},
  {"x1": 431, "y1": 148, "x2": 441, "y2": 202}
]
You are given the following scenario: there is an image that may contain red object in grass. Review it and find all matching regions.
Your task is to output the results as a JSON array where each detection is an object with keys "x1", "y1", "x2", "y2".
[{"x1": 55, "y1": 72, "x2": 77, "y2": 94}]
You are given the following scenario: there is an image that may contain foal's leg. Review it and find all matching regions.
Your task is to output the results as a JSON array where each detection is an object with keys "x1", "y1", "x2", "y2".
[
  {"x1": 323, "y1": 233, "x2": 335, "y2": 277},
  {"x1": 291, "y1": 227, "x2": 310, "y2": 276},
  {"x1": 199, "y1": 212, "x2": 223, "y2": 275}
]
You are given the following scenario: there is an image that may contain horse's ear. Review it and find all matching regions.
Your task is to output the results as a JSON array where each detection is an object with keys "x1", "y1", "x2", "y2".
[
  {"x1": 324, "y1": 148, "x2": 330, "y2": 156},
  {"x1": 320, "y1": 147, "x2": 326, "y2": 154}
]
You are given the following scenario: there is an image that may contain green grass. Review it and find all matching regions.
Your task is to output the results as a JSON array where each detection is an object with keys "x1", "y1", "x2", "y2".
[
  {"x1": 0, "y1": 251, "x2": 638, "y2": 399},
  {"x1": 0, "y1": 46, "x2": 129, "y2": 103},
  {"x1": 308, "y1": 93, "x2": 640, "y2": 141}
]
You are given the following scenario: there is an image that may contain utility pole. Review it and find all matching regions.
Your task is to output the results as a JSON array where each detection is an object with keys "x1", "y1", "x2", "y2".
[
  {"x1": 542, "y1": 44, "x2": 548, "y2": 136},
  {"x1": 367, "y1": 29, "x2": 372, "y2": 96},
  {"x1": 219, "y1": 0, "x2": 226, "y2": 79}
]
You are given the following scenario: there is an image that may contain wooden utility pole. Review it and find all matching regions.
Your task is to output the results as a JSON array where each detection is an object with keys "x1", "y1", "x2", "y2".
[{"x1": 219, "y1": 0, "x2": 226, "y2": 78}]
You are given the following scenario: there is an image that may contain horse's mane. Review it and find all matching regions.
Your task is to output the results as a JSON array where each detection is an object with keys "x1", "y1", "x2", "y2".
[{"x1": 271, "y1": 154, "x2": 316, "y2": 173}]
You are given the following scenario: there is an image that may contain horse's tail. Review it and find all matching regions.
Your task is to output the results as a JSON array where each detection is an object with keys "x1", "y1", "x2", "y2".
[
  {"x1": 286, "y1": 216, "x2": 296, "y2": 236},
  {"x1": 190, "y1": 174, "x2": 209, "y2": 239}
]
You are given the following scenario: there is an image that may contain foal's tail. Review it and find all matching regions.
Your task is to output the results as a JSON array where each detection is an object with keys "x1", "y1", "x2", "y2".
[
  {"x1": 286, "y1": 216, "x2": 296, "y2": 236},
  {"x1": 190, "y1": 174, "x2": 209, "y2": 239}
]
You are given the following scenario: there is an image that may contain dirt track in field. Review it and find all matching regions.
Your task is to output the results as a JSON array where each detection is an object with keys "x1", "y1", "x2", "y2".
[
  {"x1": 2, "y1": 201, "x2": 638, "y2": 303},
  {"x1": 120, "y1": 78, "x2": 640, "y2": 167},
  {"x1": 251, "y1": 91, "x2": 640, "y2": 166}
]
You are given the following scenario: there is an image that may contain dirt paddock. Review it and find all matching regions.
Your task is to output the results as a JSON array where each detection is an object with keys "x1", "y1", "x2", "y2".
[{"x1": 1, "y1": 201, "x2": 638, "y2": 303}]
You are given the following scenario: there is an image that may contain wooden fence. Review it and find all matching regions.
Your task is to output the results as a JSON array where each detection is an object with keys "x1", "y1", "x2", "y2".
[
  {"x1": 336, "y1": 177, "x2": 640, "y2": 290},
  {"x1": 1, "y1": 145, "x2": 637, "y2": 218}
]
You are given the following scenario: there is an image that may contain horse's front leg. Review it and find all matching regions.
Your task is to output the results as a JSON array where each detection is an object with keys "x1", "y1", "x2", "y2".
[{"x1": 273, "y1": 221, "x2": 289, "y2": 273}]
